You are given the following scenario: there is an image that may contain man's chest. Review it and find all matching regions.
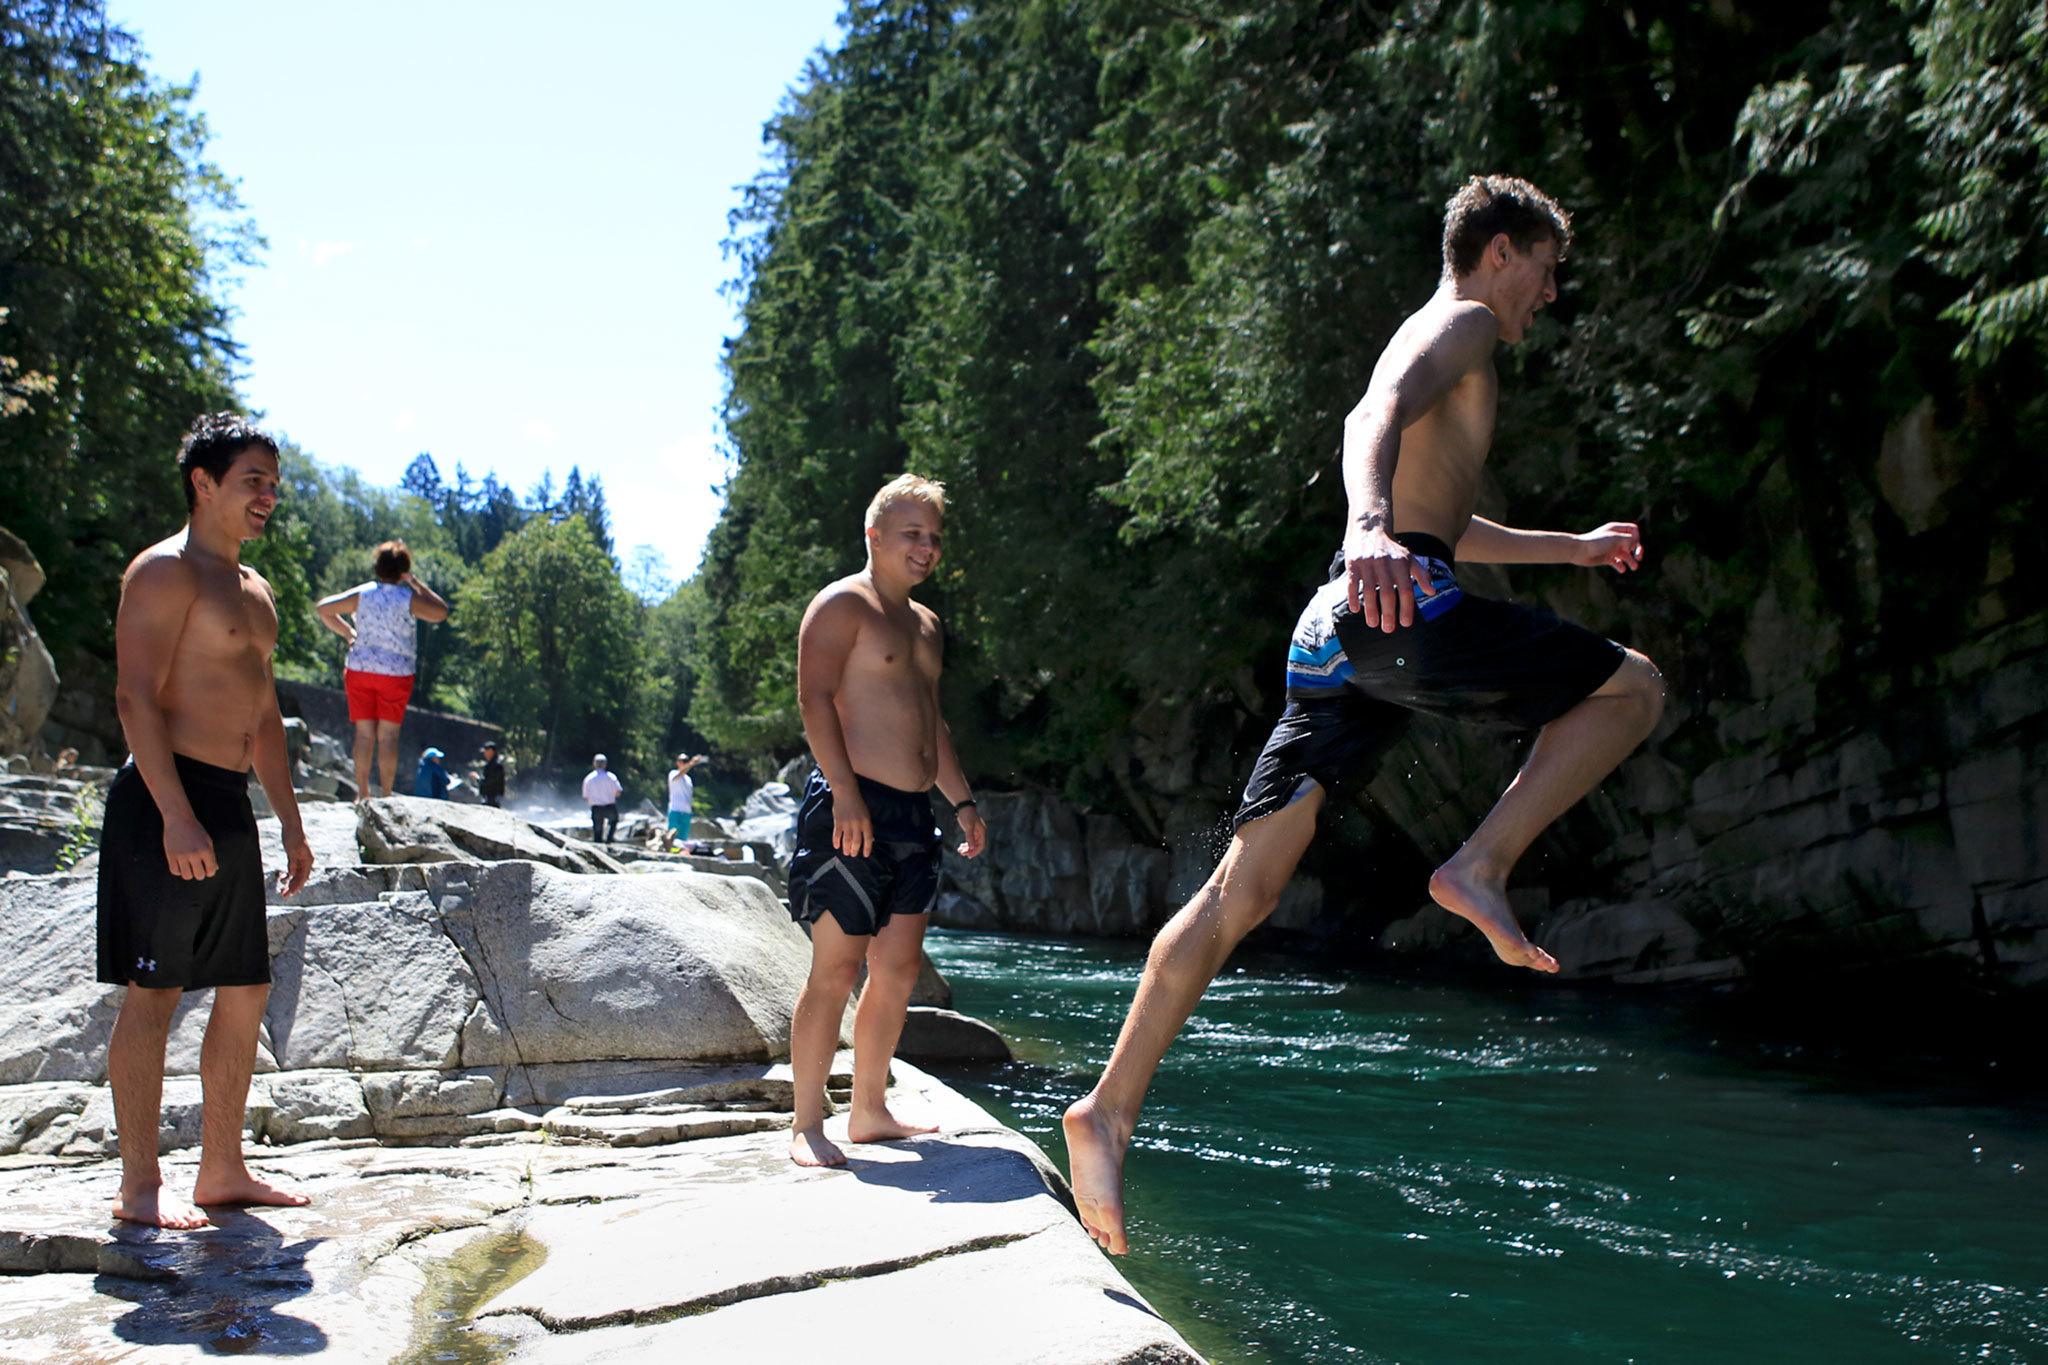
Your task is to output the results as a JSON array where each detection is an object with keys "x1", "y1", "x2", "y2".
[
  {"x1": 186, "y1": 573, "x2": 276, "y2": 655},
  {"x1": 852, "y1": 610, "x2": 938, "y2": 680}
]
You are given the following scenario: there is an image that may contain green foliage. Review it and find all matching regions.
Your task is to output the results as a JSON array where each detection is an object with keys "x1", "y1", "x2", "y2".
[
  {"x1": 695, "y1": 0, "x2": 2048, "y2": 810},
  {"x1": 0, "y1": 0, "x2": 254, "y2": 671},
  {"x1": 1911, "y1": 0, "x2": 2048, "y2": 368},
  {"x1": 699, "y1": 0, "x2": 953, "y2": 757},
  {"x1": 53, "y1": 783, "x2": 103, "y2": 872},
  {"x1": 461, "y1": 516, "x2": 644, "y2": 770}
]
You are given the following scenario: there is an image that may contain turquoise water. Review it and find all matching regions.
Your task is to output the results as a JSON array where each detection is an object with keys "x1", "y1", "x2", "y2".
[{"x1": 921, "y1": 930, "x2": 2048, "y2": 1364}]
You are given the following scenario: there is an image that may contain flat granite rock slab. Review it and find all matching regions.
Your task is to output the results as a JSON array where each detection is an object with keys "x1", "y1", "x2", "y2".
[
  {"x1": 257, "y1": 802, "x2": 364, "y2": 870},
  {"x1": 0, "y1": 1145, "x2": 540, "y2": 1363},
  {"x1": 0, "y1": 1111, "x2": 1200, "y2": 1365},
  {"x1": 483, "y1": 1127, "x2": 1072, "y2": 1331},
  {"x1": 502, "y1": 1213, "x2": 1201, "y2": 1365}
]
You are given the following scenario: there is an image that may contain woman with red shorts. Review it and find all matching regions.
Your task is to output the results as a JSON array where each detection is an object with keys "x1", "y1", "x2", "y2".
[{"x1": 315, "y1": 540, "x2": 450, "y2": 797}]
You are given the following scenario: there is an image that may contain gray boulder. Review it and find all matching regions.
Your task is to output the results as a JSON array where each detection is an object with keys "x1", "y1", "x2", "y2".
[
  {"x1": 910, "y1": 949, "x2": 952, "y2": 1008},
  {"x1": 895, "y1": 1007, "x2": 1011, "y2": 1063},
  {"x1": 257, "y1": 802, "x2": 367, "y2": 873},
  {"x1": 731, "y1": 778, "x2": 801, "y2": 861},
  {"x1": 435, "y1": 860, "x2": 814, "y2": 1065},
  {"x1": 0, "y1": 528, "x2": 46, "y2": 607},
  {"x1": 0, "y1": 875, "x2": 119, "y2": 1085},
  {"x1": 357, "y1": 796, "x2": 624, "y2": 874},
  {"x1": 0, "y1": 856, "x2": 821, "y2": 1120}
]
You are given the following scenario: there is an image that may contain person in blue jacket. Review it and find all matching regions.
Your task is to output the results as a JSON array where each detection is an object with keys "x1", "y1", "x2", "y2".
[{"x1": 412, "y1": 747, "x2": 450, "y2": 800}]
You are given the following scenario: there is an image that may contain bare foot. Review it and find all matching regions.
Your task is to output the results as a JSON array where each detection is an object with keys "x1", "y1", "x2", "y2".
[
  {"x1": 1062, "y1": 1095, "x2": 1130, "y2": 1255},
  {"x1": 114, "y1": 1184, "x2": 209, "y2": 1230},
  {"x1": 191, "y1": 1171, "x2": 311, "y2": 1209},
  {"x1": 1428, "y1": 858, "x2": 1560, "y2": 973},
  {"x1": 846, "y1": 1106, "x2": 939, "y2": 1144},
  {"x1": 789, "y1": 1125, "x2": 847, "y2": 1168}
]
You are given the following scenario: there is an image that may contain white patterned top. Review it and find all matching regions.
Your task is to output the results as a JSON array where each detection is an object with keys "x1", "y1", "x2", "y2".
[{"x1": 344, "y1": 582, "x2": 417, "y2": 677}]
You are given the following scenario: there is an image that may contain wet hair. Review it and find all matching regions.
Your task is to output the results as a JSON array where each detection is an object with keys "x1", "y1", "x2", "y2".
[
  {"x1": 372, "y1": 540, "x2": 412, "y2": 582},
  {"x1": 177, "y1": 412, "x2": 279, "y2": 512},
  {"x1": 864, "y1": 473, "x2": 946, "y2": 530},
  {"x1": 1441, "y1": 175, "x2": 1572, "y2": 278}
]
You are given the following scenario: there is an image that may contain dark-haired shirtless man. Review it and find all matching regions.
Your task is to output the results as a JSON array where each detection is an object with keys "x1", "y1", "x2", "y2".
[
  {"x1": 98, "y1": 412, "x2": 314, "y2": 1228},
  {"x1": 1063, "y1": 176, "x2": 1668, "y2": 1254}
]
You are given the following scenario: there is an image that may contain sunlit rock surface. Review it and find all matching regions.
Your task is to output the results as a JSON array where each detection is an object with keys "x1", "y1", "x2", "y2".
[{"x1": 0, "y1": 820, "x2": 1193, "y2": 1361}]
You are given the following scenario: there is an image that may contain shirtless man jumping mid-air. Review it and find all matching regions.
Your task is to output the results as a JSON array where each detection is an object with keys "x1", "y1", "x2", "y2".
[
  {"x1": 1063, "y1": 176, "x2": 1666, "y2": 1253},
  {"x1": 785, "y1": 474, "x2": 988, "y2": 1167},
  {"x1": 99, "y1": 412, "x2": 315, "y2": 1227}
]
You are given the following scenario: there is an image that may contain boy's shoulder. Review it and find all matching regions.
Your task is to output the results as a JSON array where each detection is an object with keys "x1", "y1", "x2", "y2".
[{"x1": 804, "y1": 573, "x2": 881, "y2": 620}]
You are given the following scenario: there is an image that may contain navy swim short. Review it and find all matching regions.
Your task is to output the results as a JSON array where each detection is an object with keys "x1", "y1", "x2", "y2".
[
  {"x1": 1234, "y1": 532, "x2": 1627, "y2": 830},
  {"x1": 787, "y1": 769, "x2": 942, "y2": 937},
  {"x1": 96, "y1": 754, "x2": 270, "y2": 990}
]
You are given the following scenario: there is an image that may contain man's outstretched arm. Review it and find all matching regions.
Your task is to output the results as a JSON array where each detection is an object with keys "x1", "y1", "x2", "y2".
[
  {"x1": 1341, "y1": 302, "x2": 1499, "y2": 628},
  {"x1": 1456, "y1": 516, "x2": 1644, "y2": 572}
]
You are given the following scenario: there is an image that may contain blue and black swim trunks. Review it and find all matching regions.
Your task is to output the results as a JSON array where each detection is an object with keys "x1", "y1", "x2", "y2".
[
  {"x1": 1234, "y1": 531, "x2": 1627, "y2": 830},
  {"x1": 787, "y1": 769, "x2": 943, "y2": 937}
]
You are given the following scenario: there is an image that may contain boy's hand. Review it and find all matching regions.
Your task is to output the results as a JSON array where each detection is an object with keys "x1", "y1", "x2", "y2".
[
  {"x1": 956, "y1": 806, "x2": 987, "y2": 859},
  {"x1": 1343, "y1": 524, "x2": 1436, "y2": 631},
  {"x1": 163, "y1": 814, "x2": 217, "y2": 880},
  {"x1": 832, "y1": 790, "x2": 874, "y2": 859},
  {"x1": 278, "y1": 832, "x2": 314, "y2": 897},
  {"x1": 1573, "y1": 521, "x2": 1644, "y2": 573}
]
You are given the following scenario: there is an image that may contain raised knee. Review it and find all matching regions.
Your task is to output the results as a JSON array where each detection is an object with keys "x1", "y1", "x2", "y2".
[{"x1": 1622, "y1": 650, "x2": 1666, "y2": 724}]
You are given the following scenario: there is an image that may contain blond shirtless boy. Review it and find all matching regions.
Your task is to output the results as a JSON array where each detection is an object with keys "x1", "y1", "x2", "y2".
[
  {"x1": 785, "y1": 475, "x2": 988, "y2": 1168},
  {"x1": 1063, "y1": 176, "x2": 1668, "y2": 1253},
  {"x1": 98, "y1": 413, "x2": 315, "y2": 1228}
]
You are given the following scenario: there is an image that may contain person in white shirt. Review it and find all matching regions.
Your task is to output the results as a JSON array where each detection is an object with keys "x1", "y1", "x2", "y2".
[
  {"x1": 581, "y1": 754, "x2": 624, "y2": 843},
  {"x1": 667, "y1": 753, "x2": 706, "y2": 848}
]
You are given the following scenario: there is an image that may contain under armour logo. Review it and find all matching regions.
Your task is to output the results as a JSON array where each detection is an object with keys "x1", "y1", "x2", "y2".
[{"x1": 135, "y1": 956, "x2": 156, "y2": 973}]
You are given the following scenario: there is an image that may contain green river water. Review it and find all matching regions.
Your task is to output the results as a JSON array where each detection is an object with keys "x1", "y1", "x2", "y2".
[{"x1": 920, "y1": 929, "x2": 2047, "y2": 1364}]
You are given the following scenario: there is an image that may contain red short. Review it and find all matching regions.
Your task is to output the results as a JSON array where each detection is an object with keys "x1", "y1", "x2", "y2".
[{"x1": 344, "y1": 669, "x2": 415, "y2": 725}]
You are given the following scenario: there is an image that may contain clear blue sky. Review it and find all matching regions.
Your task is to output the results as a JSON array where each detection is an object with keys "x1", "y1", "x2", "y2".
[{"x1": 109, "y1": 1, "x2": 847, "y2": 591}]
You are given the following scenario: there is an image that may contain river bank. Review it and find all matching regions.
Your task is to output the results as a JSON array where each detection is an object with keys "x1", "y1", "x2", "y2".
[{"x1": 924, "y1": 928, "x2": 2048, "y2": 1364}]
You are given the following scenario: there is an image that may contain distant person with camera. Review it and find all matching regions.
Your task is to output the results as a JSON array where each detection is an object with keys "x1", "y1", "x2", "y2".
[
  {"x1": 667, "y1": 752, "x2": 706, "y2": 847},
  {"x1": 314, "y1": 540, "x2": 449, "y2": 798}
]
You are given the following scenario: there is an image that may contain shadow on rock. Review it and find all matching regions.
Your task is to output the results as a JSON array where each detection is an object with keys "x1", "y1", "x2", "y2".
[
  {"x1": 846, "y1": 1137, "x2": 1049, "y2": 1205},
  {"x1": 1102, "y1": 1286, "x2": 1169, "y2": 1325},
  {"x1": 101, "y1": 1210, "x2": 327, "y2": 1355}
]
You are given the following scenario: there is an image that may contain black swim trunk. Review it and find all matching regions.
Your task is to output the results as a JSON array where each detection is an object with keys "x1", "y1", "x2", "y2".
[
  {"x1": 786, "y1": 769, "x2": 942, "y2": 937},
  {"x1": 96, "y1": 754, "x2": 270, "y2": 991},
  {"x1": 1234, "y1": 532, "x2": 1628, "y2": 830}
]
